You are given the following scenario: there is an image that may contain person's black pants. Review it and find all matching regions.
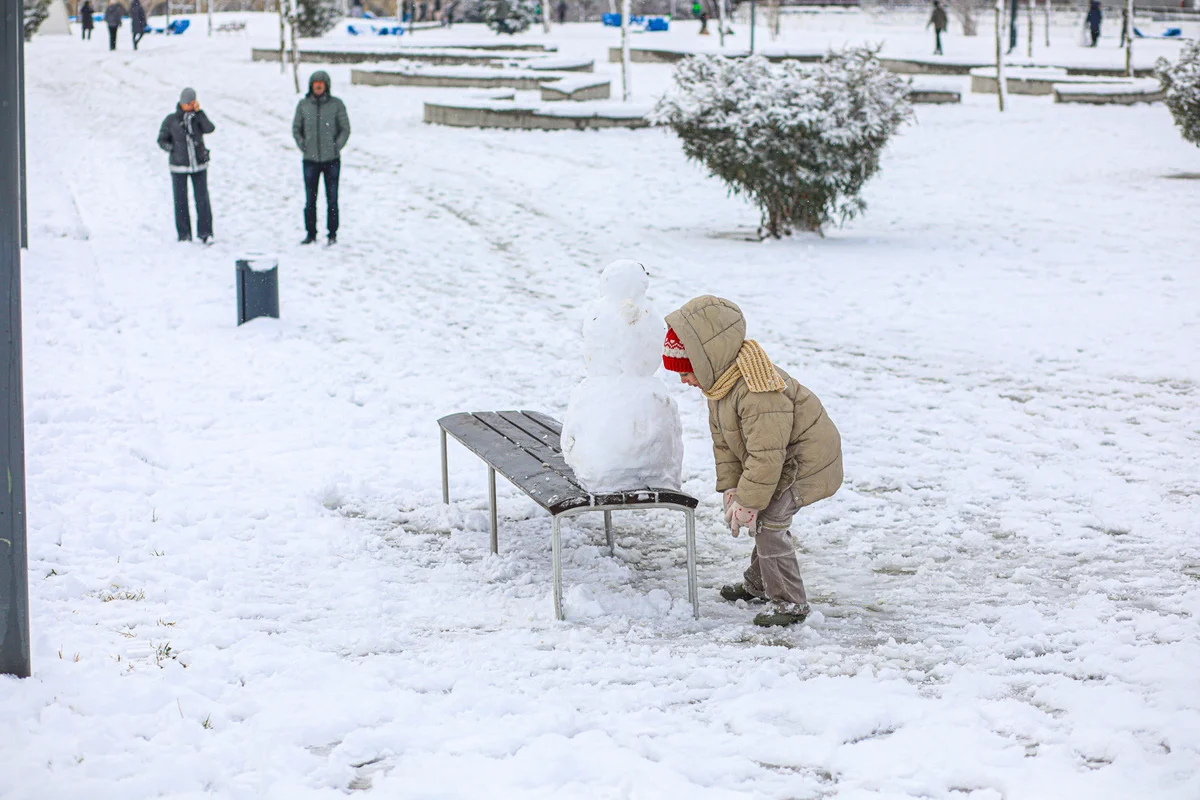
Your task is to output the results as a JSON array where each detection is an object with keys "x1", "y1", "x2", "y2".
[
  {"x1": 1090, "y1": 26, "x2": 1100, "y2": 46},
  {"x1": 82, "y1": 26, "x2": 92, "y2": 39},
  {"x1": 934, "y1": 29, "x2": 943, "y2": 54},
  {"x1": 303, "y1": 159, "x2": 340, "y2": 238},
  {"x1": 107, "y1": 25, "x2": 118, "y2": 49},
  {"x1": 172, "y1": 170, "x2": 213, "y2": 241},
  {"x1": 132, "y1": 29, "x2": 143, "y2": 49}
]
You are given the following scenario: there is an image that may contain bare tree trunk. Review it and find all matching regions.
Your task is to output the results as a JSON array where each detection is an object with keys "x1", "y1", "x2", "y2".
[
  {"x1": 1125, "y1": 0, "x2": 1133, "y2": 76},
  {"x1": 768, "y1": 0, "x2": 779, "y2": 39},
  {"x1": 290, "y1": 0, "x2": 300, "y2": 93},
  {"x1": 278, "y1": 0, "x2": 286, "y2": 73},
  {"x1": 716, "y1": 0, "x2": 725, "y2": 47},
  {"x1": 1044, "y1": 0, "x2": 1050, "y2": 47},
  {"x1": 1027, "y1": 0, "x2": 1033, "y2": 57},
  {"x1": 995, "y1": 0, "x2": 1006, "y2": 110},
  {"x1": 950, "y1": 0, "x2": 977, "y2": 36},
  {"x1": 621, "y1": 0, "x2": 631, "y2": 100},
  {"x1": 542, "y1": 0, "x2": 550, "y2": 32}
]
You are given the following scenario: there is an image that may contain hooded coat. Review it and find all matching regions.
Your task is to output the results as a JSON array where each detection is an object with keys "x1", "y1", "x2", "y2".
[
  {"x1": 80, "y1": 1, "x2": 95, "y2": 29},
  {"x1": 292, "y1": 71, "x2": 351, "y2": 164},
  {"x1": 129, "y1": 0, "x2": 147, "y2": 33},
  {"x1": 104, "y1": 2, "x2": 125, "y2": 27},
  {"x1": 665, "y1": 296, "x2": 843, "y2": 511}
]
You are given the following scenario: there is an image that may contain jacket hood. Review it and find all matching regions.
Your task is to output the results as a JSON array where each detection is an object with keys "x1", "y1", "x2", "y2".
[
  {"x1": 308, "y1": 70, "x2": 333, "y2": 96},
  {"x1": 664, "y1": 296, "x2": 746, "y2": 392}
]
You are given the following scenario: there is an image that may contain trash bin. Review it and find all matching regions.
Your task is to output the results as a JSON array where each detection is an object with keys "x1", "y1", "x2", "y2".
[{"x1": 236, "y1": 256, "x2": 279, "y2": 326}]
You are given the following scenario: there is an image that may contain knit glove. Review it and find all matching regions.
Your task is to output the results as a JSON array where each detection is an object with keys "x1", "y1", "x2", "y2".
[
  {"x1": 722, "y1": 489, "x2": 738, "y2": 521},
  {"x1": 727, "y1": 500, "x2": 758, "y2": 538}
]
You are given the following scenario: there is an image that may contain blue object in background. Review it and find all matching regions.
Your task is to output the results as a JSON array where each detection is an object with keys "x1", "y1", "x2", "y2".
[{"x1": 602, "y1": 13, "x2": 667, "y2": 29}]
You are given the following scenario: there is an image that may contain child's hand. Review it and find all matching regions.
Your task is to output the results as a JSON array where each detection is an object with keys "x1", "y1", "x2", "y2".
[
  {"x1": 722, "y1": 489, "x2": 737, "y2": 521},
  {"x1": 728, "y1": 500, "x2": 758, "y2": 537}
]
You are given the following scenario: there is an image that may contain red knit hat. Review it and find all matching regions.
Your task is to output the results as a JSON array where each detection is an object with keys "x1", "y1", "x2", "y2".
[{"x1": 663, "y1": 328, "x2": 693, "y2": 373}]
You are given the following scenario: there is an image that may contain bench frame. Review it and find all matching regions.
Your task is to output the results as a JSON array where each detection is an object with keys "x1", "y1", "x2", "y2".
[{"x1": 439, "y1": 411, "x2": 699, "y2": 621}]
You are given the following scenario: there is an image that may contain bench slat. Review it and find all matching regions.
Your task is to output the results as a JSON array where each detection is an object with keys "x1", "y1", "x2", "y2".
[{"x1": 478, "y1": 411, "x2": 571, "y2": 472}]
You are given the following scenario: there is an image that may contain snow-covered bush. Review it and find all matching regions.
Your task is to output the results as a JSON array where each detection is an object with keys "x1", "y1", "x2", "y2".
[
  {"x1": 653, "y1": 50, "x2": 913, "y2": 237},
  {"x1": 294, "y1": 0, "x2": 341, "y2": 38},
  {"x1": 480, "y1": 0, "x2": 539, "y2": 34},
  {"x1": 1157, "y1": 41, "x2": 1200, "y2": 148},
  {"x1": 23, "y1": 0, "x2": 52, "y2": 40}
]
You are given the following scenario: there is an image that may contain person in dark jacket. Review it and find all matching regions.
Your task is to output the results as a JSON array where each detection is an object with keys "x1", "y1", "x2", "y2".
[
  {"x1": 1086, "y1": 0, "x2": 1102, "y2": 46},
  {"x1": 555, "y1": 0, "x2": 567, "y2": 24},
  {"x1": 292, "y1": 70, "x2": 351, "y2": 245},
  {"x1": 129, "y1": 0, "x2": 147, "y2": 49},
  {"x1": 928, "y1": 0, "x2": 948, "y2": 55},
  {"x1": 104, "y1": 1, "x2": 125, "y2": 50},
  {"x1": 80, "y1": 0, "x2": 95, "y2": 39},
  {"x1": 158, "y1": 88, "x2": 215, "y2": 243}
]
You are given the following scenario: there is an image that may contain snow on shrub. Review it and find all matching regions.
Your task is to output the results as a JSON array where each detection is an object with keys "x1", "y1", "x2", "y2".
[
  {"x1": 480, "y1": 0, "x2": 539, "y2": 34},
  {"x1": 653, "y1": 50, "x2": 913, "y2": 238},
  {"x1": 294, "y1": 0, "x2": 342, "y2": 38},
  {"x1": 1157, "y1": 40, "x2": 1200, "y2": 148},
  {"x1": 23, "y1": 0, "x2": 51, "y2": 40}
]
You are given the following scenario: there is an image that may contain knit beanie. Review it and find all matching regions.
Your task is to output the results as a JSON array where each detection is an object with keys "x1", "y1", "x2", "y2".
[
  {"x1": 180, "y1": 87, "x2": 196, "y2": 105},
  {"x1": 662, "y1": 328, "x2": 693, "y2": 373}
]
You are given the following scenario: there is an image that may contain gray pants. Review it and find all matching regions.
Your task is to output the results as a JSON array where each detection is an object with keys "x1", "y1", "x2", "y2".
[{"x1": 743, "y1": 485, "x2": 807, "y2": 607}]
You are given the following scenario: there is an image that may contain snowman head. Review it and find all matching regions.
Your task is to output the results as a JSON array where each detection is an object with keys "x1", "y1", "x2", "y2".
[{"x1": 600, "y1": 260, "x2": 649, "y2": 302}]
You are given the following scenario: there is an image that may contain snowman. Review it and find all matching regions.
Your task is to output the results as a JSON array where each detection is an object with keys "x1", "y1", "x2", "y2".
[{"x1": 561, "y1": 260, "x2": 684, "y2": 493}]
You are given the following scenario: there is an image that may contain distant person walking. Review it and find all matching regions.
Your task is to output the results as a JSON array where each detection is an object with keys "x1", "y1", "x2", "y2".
[
  {"x1": 556, "y1": 0, "x2": 567, "y2": 24},
  {"x1": 1086, "y1": 0, "x2": 1102, "y2": 46},
  {"x1": 104, "y1": 1, "x2": 126, "y2": 50},
  {"x1": 129, "y1": 0, "x2": 146, "y2": 49},
  {"x1": 79, "y1": 0, "x2": 94, "y2": 39},
  {"x1": 158, "y1": 88, "x2": 215, "y2": 243},
  {"x1": 292, "y1": 70, "x2": 351, "y2": 246},
  {"x1": 928, "y1": 0, "x2": 948, "y2": 55},
  {"x1": 694, "y1": 0, "x2": 708, "y2": 35},
  {"x1": 1119, "y1": 6, "x2": 1129, "y2": 46}
]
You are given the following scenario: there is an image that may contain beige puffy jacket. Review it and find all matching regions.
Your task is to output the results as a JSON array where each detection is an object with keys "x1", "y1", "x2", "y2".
[{"x1": 665, "y1": 296, "x2": 843, "y2": 511}]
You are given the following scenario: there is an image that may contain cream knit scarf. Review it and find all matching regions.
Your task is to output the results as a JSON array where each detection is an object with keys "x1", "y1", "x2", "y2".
[{"x1": 703, "y1": 340, "x2": 787, "y2": 401}]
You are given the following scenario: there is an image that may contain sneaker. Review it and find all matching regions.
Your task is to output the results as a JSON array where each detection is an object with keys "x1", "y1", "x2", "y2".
[
  {"x1": 300, "y1": 234, "x2": 317, "y2": 245},
  {"x1": 719, "y1": 583, "x2": 761, "y2": 603},
  {"x1": 753, "y1": 603, "x2": 810, "y2": 628}
]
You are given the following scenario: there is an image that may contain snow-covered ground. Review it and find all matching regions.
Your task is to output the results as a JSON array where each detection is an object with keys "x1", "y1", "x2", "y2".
[{"x1": 3, "y1": 12, "x2": 1199, "y2": 798}]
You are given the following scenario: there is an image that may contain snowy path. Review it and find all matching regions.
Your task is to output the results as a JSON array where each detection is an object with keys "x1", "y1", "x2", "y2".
[{"x1": 3, "y1": 20, "x2": 1199, "y2": 798}]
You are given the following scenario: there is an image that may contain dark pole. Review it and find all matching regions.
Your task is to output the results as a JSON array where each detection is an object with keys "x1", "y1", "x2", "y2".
[
  {"x1": 749, "y1": 0, "x2": 755, "y2": 52},
  {"x1": 18, "y1": 0, "x2": 26, "y2": 248},
  {"x1": 0, "y1": 0, "x2": 32, "y2": 679}
]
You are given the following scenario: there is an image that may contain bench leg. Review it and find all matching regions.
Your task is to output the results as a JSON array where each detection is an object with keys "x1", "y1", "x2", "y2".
[
  {"x1": 604, "y1": 510, "x2": 614, "y2": 555},
  {"x1": 685, "y1": 508, "x2": 699, "y2": 619},
  {"x1": 440, "y1": 428, "x2": 449, "y2": 505},
  {"x1": 552, "y1": 516, "x2": 564, "y2": 620},
  {"x1": 488, "y1": 466, "x2": 498, "y2": 555}
]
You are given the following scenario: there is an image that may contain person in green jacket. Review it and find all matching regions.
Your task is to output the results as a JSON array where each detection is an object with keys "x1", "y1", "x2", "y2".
[{"x1": 292, "y1": 70, "x2": 351, "y2": 245}]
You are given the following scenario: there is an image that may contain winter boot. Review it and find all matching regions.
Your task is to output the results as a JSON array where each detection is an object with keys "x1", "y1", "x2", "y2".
[
  {"x1": 719, "y1": 583, "x2": 761, "y2": 603},
  {"x1": 753, "y1": 602, "x2": 810, "y2": 628},
  {"x1": 326, "y1": 233, "x2": 337, "y2": 246},
  {"x1": 300, "y1": 234, "x2": 317, "y2": 245}
]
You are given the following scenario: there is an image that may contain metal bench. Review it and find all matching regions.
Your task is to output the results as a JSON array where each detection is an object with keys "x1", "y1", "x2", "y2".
[{"x1": 438, "y1": 410, "x2": 699, "y2": 621}]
